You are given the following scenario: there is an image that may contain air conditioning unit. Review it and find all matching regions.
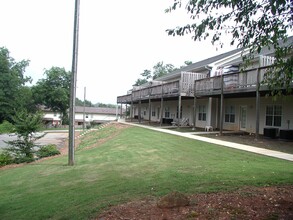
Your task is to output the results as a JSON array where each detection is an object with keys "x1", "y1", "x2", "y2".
[{"x1": 263, "y1": 128, "x2": 279, "y2": 139}]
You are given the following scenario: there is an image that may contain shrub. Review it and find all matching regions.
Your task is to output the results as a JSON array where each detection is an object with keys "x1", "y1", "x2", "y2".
[
  {"x1": 5, "y1": 110, "x2": 44, "y2": 163},
  {"x1": 36, "y1": 144, "x2": 61, "y2": 159},
  {"x1": 0, "y1": 121, "x2": 14, "y2": 134},
  {"x1": 6, "y1": 139, "x2": 36, "y2": 163},
  {"x1": 0, "y1": 151, "x2": 14, "y2": 166}
]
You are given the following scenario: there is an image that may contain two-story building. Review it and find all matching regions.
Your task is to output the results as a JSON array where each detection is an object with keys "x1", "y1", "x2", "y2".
[{"x1": 117, "y1": 37, "x2": 293, "y2": 138}]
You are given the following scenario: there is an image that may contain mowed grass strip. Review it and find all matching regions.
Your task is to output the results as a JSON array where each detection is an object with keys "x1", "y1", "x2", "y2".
[{"x1": 0, "y1": 125, "x2": 292, "y2": 220}]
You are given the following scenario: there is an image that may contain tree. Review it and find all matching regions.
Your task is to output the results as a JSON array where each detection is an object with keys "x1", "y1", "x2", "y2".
[
  {"x1": 152, "y1": 62, "x2": 175, "y2": 79},
  {"x1": 32, "y1": 67, "x2": 71, "y2": 124},
  {"x1": 75, "y1": 97, "x2": 93, "y2": 107},
  {"x1": 133, "y1": 78, "x2": 148, "y2": 86},
  {"x1": 180, "y1": 60, "x2": 193, "y2": 69},
  {"x1": 94, "y1": 103, "x2": 117, "y2": 108},
  {"x1": 166, "y1": 0, "x2": 292, "y2": 94},
  {"x1": 6, "y1": 110, "x2": 43, "y2": 163},
  {"x1": 0, "y1": 47, "x2": 31, "y2": 123},
  {"x1": 133, "y1": 62, "x2": 176, "y2": 86}
]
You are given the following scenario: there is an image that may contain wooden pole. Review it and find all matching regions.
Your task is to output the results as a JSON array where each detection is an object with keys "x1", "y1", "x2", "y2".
[{"x1": 68, "y1": 0, "x2": 80, "y2": 166}]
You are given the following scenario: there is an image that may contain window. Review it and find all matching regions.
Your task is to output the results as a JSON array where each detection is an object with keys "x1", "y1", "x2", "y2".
[
  {"x1": 198, "y1": 105, "x2": 206, "y2": 121},
  {"x1": 86, "y1": 114, "x2": 89, "y2": 118},
  {"x1": 225, "y1": 106, "x2": 235, "y2": 123},
  {"x1": 266, "y1": 105, "x2": 282, "y2": 127},
  {"x1": 164, "y1": 107, "x2": 170, "y2": 118},
  {"x1": 152, "y1": 111, "x2": 156, "y2": 117}
]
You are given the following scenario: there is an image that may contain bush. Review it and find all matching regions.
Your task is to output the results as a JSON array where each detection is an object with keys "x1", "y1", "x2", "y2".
[
  {"x1": 36, "y1": 144, "x2": 61, "y2": 158},
  {"x1": 0, "y1": 151, "x2": 14, "y2": 166},
  {"x1": 0, "y1": 121, "x2": 14, "y2": 134}
]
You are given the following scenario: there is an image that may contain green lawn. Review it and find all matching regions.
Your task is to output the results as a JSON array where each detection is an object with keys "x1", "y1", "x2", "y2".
[{"x1": 1, "y1": 125, "x2": 293, "y2": 220}]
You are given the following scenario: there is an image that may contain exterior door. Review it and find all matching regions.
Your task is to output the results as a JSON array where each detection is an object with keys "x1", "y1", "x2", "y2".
[{"x1": 240, "y1": 106, "x2": 247, "y2": 130}]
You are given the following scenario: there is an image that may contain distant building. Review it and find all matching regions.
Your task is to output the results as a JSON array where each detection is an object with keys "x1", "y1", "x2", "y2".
[
  {"x1": 74, "y1": 106, "x2": 124, "y2": 125},
  {"x1": 41, "y1": 107, "x2": 62, "y2": 127},
  {"x1": 41, "y1": 106, "x2": 124, "y2": 127}
]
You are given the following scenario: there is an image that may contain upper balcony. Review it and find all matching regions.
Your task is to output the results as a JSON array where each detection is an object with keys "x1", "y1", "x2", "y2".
[
  {"x1": 117, "y1": 72, "x2": 207, "y2": 104},
  {"x1": 194, "y1": 66, "x2": 292, "y2": 97}
]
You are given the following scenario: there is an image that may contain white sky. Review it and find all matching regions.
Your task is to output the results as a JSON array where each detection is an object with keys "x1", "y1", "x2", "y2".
[{"x1": 0, "y1": 0, "x2": 235, "y2": 104}]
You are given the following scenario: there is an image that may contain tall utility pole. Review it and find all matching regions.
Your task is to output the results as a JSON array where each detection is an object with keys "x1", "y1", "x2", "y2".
[{"x1": 68, "y1": 0, "x2": 80, "y2": 166}]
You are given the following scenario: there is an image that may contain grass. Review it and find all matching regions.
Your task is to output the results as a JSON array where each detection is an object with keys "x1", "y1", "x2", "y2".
[{"x1": 0, "y1": 125, "x2": 293, "y2": 220}]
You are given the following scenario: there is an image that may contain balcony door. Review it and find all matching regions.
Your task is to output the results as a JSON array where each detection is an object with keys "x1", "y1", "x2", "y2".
[{"x1": 239, "y1": 106, "x2": 247, "y2": 131}]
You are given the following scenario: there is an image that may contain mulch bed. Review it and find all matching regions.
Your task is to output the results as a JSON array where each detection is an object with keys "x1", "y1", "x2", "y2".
[{"x1": 97, "y1": 186, "x2": 293, "y2": 220}]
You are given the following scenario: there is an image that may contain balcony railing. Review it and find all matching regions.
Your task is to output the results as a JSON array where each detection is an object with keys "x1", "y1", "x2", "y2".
[
  {"x1": 118, "y1": 65, "x2": 292, "y2": 103},
  {"x1": 117, "y1": 72, "x2": 207, "y2": 103},
  {"x1": 194, "y1": 68, "x2": 270, "y2": 95}
]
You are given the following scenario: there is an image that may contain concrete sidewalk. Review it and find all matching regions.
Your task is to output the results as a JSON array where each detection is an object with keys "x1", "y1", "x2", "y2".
[{"x1": 120, "y1": 122, "x2": 293, "y2": 162}]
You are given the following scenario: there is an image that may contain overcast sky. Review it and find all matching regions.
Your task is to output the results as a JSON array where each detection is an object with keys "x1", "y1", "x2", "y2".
[{"x1": 0, "y1": 0, "x2": 235, "y2": 104}]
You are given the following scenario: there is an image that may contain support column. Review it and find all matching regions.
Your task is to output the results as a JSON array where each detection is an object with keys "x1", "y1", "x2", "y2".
[
  {"x1": 177, "y1": 79, "x2": 182, "y2": 127},
  {"x1": 138, "y1": 100, "x2": 141, "y2": 123},
  {"x1": 148, "y1": 88, "x2": 151, "y2": 124},
  {"x1": 255, "y1": 68, "x2": 260, "y2": 140},
  {"x1": 130, "y1": 95, "x2": 133, "y2": 122},
  {"x1": 178, "y1": 95, "x2": 182, "y2": 127},
  {"x1": 219, "y1": 74, "x2": 224, "y2": 136},
  {"x1": 160, "y1": 83, "x2": 164, "y2": 126},
  {"x1": 138, "y1": 90, "x2": 142, "y2": 123},
  {"x1": 193, "y1": 96, "x2": 197, "y2": 130},
  {"x1": 207, "y1": 97, "x2": 212, "y2": 126}
]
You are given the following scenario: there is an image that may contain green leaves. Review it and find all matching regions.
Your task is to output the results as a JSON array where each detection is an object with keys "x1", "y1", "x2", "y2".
[
  {"x1": 166, "y1": 0, "x2": 292, "y2": 95},
  {"x1": 0, "y1": 47, "x2": 31, "y2": 123},
  {"x1": 12, "y1": 110, "x2": 43, "y2": 138},
  {"x1": 32, "y1": 67, "x2": 71, "y2": 124}
]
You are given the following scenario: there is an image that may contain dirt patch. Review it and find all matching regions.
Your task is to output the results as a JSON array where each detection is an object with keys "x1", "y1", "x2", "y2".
[{"x1": 97, "y1": 186, "x2": 293, "y2": 220}]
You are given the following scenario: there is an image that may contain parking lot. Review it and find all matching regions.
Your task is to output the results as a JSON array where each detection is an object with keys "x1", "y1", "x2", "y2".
[{"x1": 0, "y1": 132, "x2": 68, "y2": 150}]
